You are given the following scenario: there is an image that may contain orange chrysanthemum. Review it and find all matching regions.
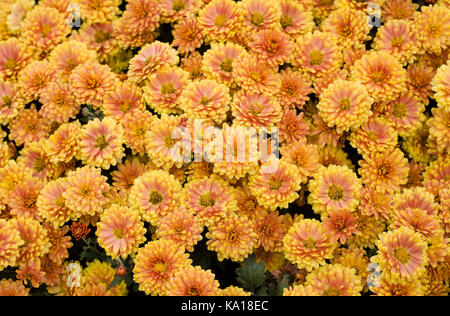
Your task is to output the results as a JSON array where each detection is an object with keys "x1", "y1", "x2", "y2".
[
  {"x1": 414, "y1": 4, "x2": 450, "y2": 54},
  {"x1": 306, "y1": 264, "x2": 362, "y2": 296},
  {"x1": 0, "y1": 218, "x2": 24, "y2": 271},
  {"x1": 280, "y1": 140, "x2": 320, "y2": 183},
  {"x1": 167, "y1": 265, "x2": 220, "y2": 296}
]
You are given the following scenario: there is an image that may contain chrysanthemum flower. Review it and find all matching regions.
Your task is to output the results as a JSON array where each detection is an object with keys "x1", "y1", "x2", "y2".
[
  {"x1": 103, "y1": 81, "x2": 144, "y2": 120},
  {"x1": 19, "y1": 60, "x2": 56, "y2": 102},
  {"x1": 63, "y1": 166, "x2": 110, "y2": 218},
  {"x1": 283, "y1": 218, "x2": 336, "y2": 271},
  {"x1": 111, "y1": 158, "x2": 148, "y2": 192},
  {"x1": 373, "y1": 19, "x2": 419, "y2": 65},
  {"x1": 348, "y1": 212, "x2": 385, "y2": 249},
  {"x1": 280, "y1": 140, "x2": 320, "y2": 183},
  {"x1": 47, "y1": 121, "x2": 82, "y2": 164},
  {"x1": 160, "y1": 0, "x2": 197, "y2": 23},
  {"x1": 81, "y1": 259, "x2": 127, "y2": 296},
  {"x1": 308, "y1": 165, "x2": 361, "y2": 216},
  {"x1": 278, "y1": 107, "x2": 310, "y2": 145},
  {"x1": 113, "y1": 16, "x2": 157, "y2": 50},
  {"x1": 372, "y1": 227, "x2": 428, "y2": 281},
  {"x1": 414, "y1": 5, "x2": 450, "y2": 54},
  {"x1": 349, "y1": 116, "x2": 398, "y2": 157},
  {"x1": 206, "y1": 213, "x2": 257, "y2": 262},
  {"x1": 7, "y1": 177, "x2": 43, "y2": 220},
  {"x1": 79, "y1": 117, "x2": 124, "y2": 169},
  {"x1": 394, "y1": 187, "x2": 439, "y2": 218},
  {"x1": 283, "y1": 284, "x2": 320, "y2": 296},
  {"x1": 121, "y1": 110, "x2": 155, "y2": 155},
  {"x1": 181, "y1": 176, "x2": 236, "y2": 226},
  {"x1": 76, "y1": 0, "x2": 119, "y2": 23},
  {"x1": 21, "y1": 6, "x2": 70, "y2": 55},
  {"x1": 391, "y1": 207, "x2": 442, "y2": 241},
  {"x1": 423, "y1": 158, "x2": 450, "y2": 197},
  {"x1": 317, "y1": 145, "x2": 354, "y2": 171},
  {"x1": 322, "y1": 7, "x2": 371, "y2": 49},
  {"x1": 76, "y1": 22, "x2": 117, "y2": 61},
  {"x1": 317, "y1": 79, "x2": 373, "y2": 134},
  {"x1": 96, "y1": 204, "x2": 146, "y2": 259},
  {"x1": 358, "y1": 148, "x2": 409, "y2": 193},
  {"x1": 0, "y1": 38, "x2": 30, "y2": 80},
  {"x1": 332, "y1": 248, "x2": 369, "y2": 289},
  {"x1": 45, "y1": 224, "x2": 72, "y2": 264},
  {"x1": 322, "y1": 208, "x2": 358, "y2": 244},
  {"x1": 145, "y1": 114, "x2": 186, "y2": 170},
  {"x1": 202, "y1": 42, "x2": 246, "y2": 87},
  {"x1": 172, "y1": 16, "x2": 203, "y2": 54},
  {"x1": 0, "y1": 79, "x2": 25, "y2": 125},
  {"x1": 167, "y1": 265, "x2": 220, "y2": 296},
  {"x1": 13, "y1": 217, "x2": 50, "y2": 265},
  {"x1": 38, "y1": 0, "x2": 72, "y2": 16},
  {"x1": 385, "y1": 92, "x2": 425, "y2": 136},
  {"x1": 129, "y1": 170, "x2": 182, "y2": 226},
  {"x1": 77, "y1": 283, "x2": 110, "y2": 296},
  {"x1": 16, "y1": 260, "x2": 45, "y2": 288},
  {"x1": 6, "y1": 0, "x2": 34, "y2": 34},
  {"x1": 8, "y1": 105, "x2": 51, "y2": 146},
  {"x1": 181, "y1": 79, "x2": 230, "y2": 124},
  {"x1": 143, "y1": 67, "x2": 189, "y2": 114},
  {"x1": 382, "y1": 0, "x2": 418, "y2": 21},
  {"x1": 432, "y1": 61, "x2": 450, "y2": 108},
  {"x1": 351, "y1": 51, "x2": 407, "y2": 103},
  {"x1": 428, "y1": 106, "x2": 450, "y2": 154},
  {"x1": 253, "y1": 211, "x2": 286, "y2": 252},
  {"x1": 122, "y1": 0, "x2": 162, "y2": 34},
  {"x1": 234, "y1": 184, "x2": 267, "y2": 222},
  {"x1": 49, "y1": 40, "x2": 97, "y2": 81},
  {"x1": 0, "y1": 218, "x2": 24, "y2": 271},
  {"x1": 231, "y1": 91, "x2": 281, "y2": 128},
  {"x1": 240, "y1": 0, "x2": 281, "y2": 33},
  {"x1": 371, "y1": 275, "x2": 423, "y2": 296},
  {"x1": 359, "y1": 186, "x2": 393, "y2": 221},
  {"x1": 401, "y1": 123, "x2": 431, "y2": 163},
  {"x1": 232, "y1": 53, "x2": 281, "y2": 95},
  {"x1": 278, "y1": 0, "x2": 314, "y2": 37},
  {"x1": 306, "y1": 264, "x2": 362, "y2": 296},
  {"x1": 128, "y1": 41, "x2": 179, "y2": 84},
  {"x1": 248, "y1": 159, "x2": 300, "y2": 211},
  {"x1": 277, "y1": 68, "x2": 312, "y2": 109},
  {"x1": 181, "y1": 51, "x2": 206, "y2": 81},
  {"x1": 0, "y1": 160, "x2": 33, "y2": 199},
  {"x1": 292, "y1": 31, "x2": 342, "y2": 81},
  {"x1": 133, "y1": 239, "x2": 191, "y2": 296},
  {"x1": 40, "y1": 81, "x2": 80, "y2": 124},
  {"x1": 221, "y1": 286, "x2": 252, "y2": 296},
  {"x1": 19, "y1": 140, "x2": 56, "y2": 181},
  {"x1": 249, "y1": 29, "x2": 292, "y2": 67},
  {"x1": 0, "y1": 279, "x2": 29, "y2": 296}
]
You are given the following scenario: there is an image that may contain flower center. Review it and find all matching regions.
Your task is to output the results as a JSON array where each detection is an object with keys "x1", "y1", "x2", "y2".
[
  {"x1": 33, "y1": 157, "x2": 46, "y2": 172},
  {"x1": 393, "y1": 247, "x2": 410, "y2": 264},
  {"x1": 371, "y1": 71, "x2": 387, "y2": 83},
  {"x1": 55, "y1": 195, "x2": 65, "y2": 208},
  {"x1": 214, "y1": 14, "x2": 227, "y2": 27},
  {"x1": 391, "y1": 285, "x2": 408, "y2": 296},
  {"x1": 392, "y1": 103, "x2": 407, "y2": 118},
  {"x1": 24, "y1": 196, "x2": 36, "y2": 209},
  {"x1": 302, "y1": 237, "x2": 316, "y2": 249},
  {"x1": 113, "y1": 228, "x2": 124, "y2": 239},
  {"x1": 1, "y1": 95, "x2": 11, "y2": 107},
  {"x1": 80, "y1": 186, "x2": 91, "y2": 197},
  {"x1": 339, "y1": 98, "x2": 351, "y2": 111},
  {"x1": 429, "y1": 24, "x2": 442, "y2": 37},
  {"x1": 4, "y1": 58, "x2": 17, "y2": 70},
  {"x1": 250, "y1": 12, "x2": 265, "y2": 26},
  {"x1": 152, "y1": 261, "x2": 168, "y2": 274},
  {"x1": 322, "y1": 287, "x2": 340, "y2": 296},
  {"x1": 119, "y1": 100, "x2": 132, "y2": 113},
  {"x1": 40, "y1": 24, "x2": 52, "y2": 38},
  {"x1": 200, "y1": 96, "x2": 212, "y2": 105},
  {"x1": 328, "y1": 184, "x2": 344, "y2": 201},
  {"x1": 243, "y1": 199, "x2": 256, "y2": 211},
  {"x1": 186, "y1": 286, "x2": 200, "y2": 296},
  {"x1": 391, "y1": 36, "x2": 404, "y2": 47},
  {"x1": 94, "y1": 29, "x2": 111, "y2": 44},
  {"x1": 266, "y1": 38, "x2": 280, "y2": 54},
  {"x1": 199, "y1": 192, "x2": 215, "y2": 207},
  {"x1": 172, "y1": 0, "x2": 185, "y2": 11},
  {"x1": 164, "y1": 134, "x2": 175, "y2": 148},
  {"x1": 86, "y1": 75, "x2": 100, "y2": 89},
  {"x1": 219, "y1": 58, "x2": 233, "y2": 73},
  {"x1": 332, "y1": 217, "x2": 346, "y2": 231},
  {"x1": 227, "y1": 230, "x2": 238, "y2": 242},
  {"x1": 280, "y1": 15, "x2": 293, "y2": 29},
  {"x1": 283, "y1": 82, "x2": 297, "y2": 95},
  {"x1": 161, "y1": 82, "x2": 176, "y2": 95},
  {"x1": 378, "y1": 165, "x2": 390, "y2": 176},
  {"x1": 268, "y1": 176, "x2": 283, "y2": 191},
  {"x1": 309, "y1": 49, "x2": 324, "y2": 66},
  {"x1": 95, "y1": 135, "x2": 109, "y2": 150},
  {"x1": 149, "y1": 190, "x2": 163, "y2": 205}
]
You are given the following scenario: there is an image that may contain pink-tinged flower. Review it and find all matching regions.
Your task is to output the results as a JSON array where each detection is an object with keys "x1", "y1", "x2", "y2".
[
  {"x1": 292, "y1": 31, "x2": 342, "y2": 81},
  {"x1": 317, "y1": 79, "x2": 373, "y2": 134},
  {"x1": 313, "y1": 69, "x2": 348, "y2": 97},
  {"x1": 232, "y1": 53, "x2": 281, "y2": 95},
  {"x1": 172, "y1": 16, "x2": 203, "y2": 54},
  {"x1": 359, "y1": 148, "x2": 409, "y2": 194},
  {"x1": 308, "y1": 114, "x2": 344, "y2": 148},
  {"x1": 181, "y1": 79, "x2": 230, "y2": 124},
  {"x1": 6, "y1": 0, "x2": 35, "y2": 34},
  {"x1": 63, "y1": 166, "x2": 110, "y2": 218},
  {"x1": 0, "y1": 279, "x2": 29, "y2": 296},
  {"x1": 249, "y1": 29, "x2": 292, "y2": 66},
  {"x1": 382, "y1": 0, "x2": 418, "y2": 21},
  {"x1": 277, "y1": 68, "x2": 312, "y2": 109},
  {"x1": 423, "y1": 158, "x2": 450, "y2": 197},
  {"x1": 167, "y1": 266, "x2": 220, "y2": 296},
  {"x1": 432, "y1": 61, "x2": 450, "y2": 108},
  {"x1": 240, "y1": 0, "x2": 281, "y2": 33},
  {"x1": 40, "y1": 81, "x2": 80, "y2": 124},
  {"x1": 111, "y1": 158, "x2": 148, "y2": 193},
  {"x1": 180, "y1": 52, "x2": 205, "y2": 81},
  {"x1": 18, "y1": 140, "x2": 56, "y2": 181},
  {"x1": 393, "y1": 187, "x2": 439, "y2": 217},
  {"x1": 113, "y1": 16, "x2": 157, "y2": 50},
  {"x1": 0, "y1": 79, "x2": 25, "y2": 125},
  {"x1": 280, "y1": 140, "x2": 320, "y2": 183},
  {"x1": 122, "y1": 0, "x2": 162, "y2": 34},
  {"x1": 351, "y1": 51, "x2": 407, "y2": 103},
  {"x1": 19, "y1": 60, "x2": 56, "y2": 102},
  {"x1": 428, "y1": 106, "x2": 450, "y2": 155},
  {"x1": 322, "y1": 7, "x2": 371, "y2": 49},
  {"x1": 7, "y1": 177, "x2": 43, "y2": 220},
  {"x1": 49, "y1": 40, "x2": 97, "y2": 80},
  {"x1": 39, "y1": 0, "x2": 72, "y2": 16},
  {"x1": 278, "y1": 107, "x2": 310, "y2": 145},
  {"x1": 253, "y1": 211, "x2": 286, "y2": 252},
  {"x1": 392, "y1": 207, "x2": 442, "y2": 240},
  {"x1": 121, "y1": 110, "x2": 155, "y2": 155},
  {"x1": 0, "y1": 38, "x2": 30, "y2": 80},
  {"x1": 322, "y1": 208, "x2": 358, "y2": 244},
  {"x1": 47, "y1": 121, "x2": 81, "y2": 164},
  {"x1": 80, "y1": 117, "x2": 124, "y2": 170},
  {"x1": 16, "y1": 260, "x2": 45, "y2": 288},
  {"x1": 202, "y1": 42, "x2": 246, "y2": 86},
  {"x1": 349, "y1": 116, "x2": 398, "y2": 157},
  {"x1": 306, "y1": 264, "x2": 362, "y2": 296},
  {"x1": 143, "y1": 67, "x2": 189, "y2": 114},
  {"x1": 372, "y1": 227, "x2": 428, "y2": 281},
  {"x1": 373, "y1": 19, "x2": 419, "y2": 65},
  {"x1": 360, "y1": 186, "x2": 393, "y2": 221},
  {"x1": 284, "y1": 218, "x2": 336, "y2": 272},
  {"x1": 77, "y1": 0, "x2": 119, "y2": 23},
  {"x1": 414, "y1": 4, "x2": 450, "y2": 54},
  {"x1": 96, "y1": 204, "x2": 146, "y2": 259},
  {"x1": 308, "y1": 165, "x2": 361, "y2": 216},
  {"x1": 160, "y1": 0, "x2": 197, "y2": 23},
  {"x1": 76, "y1": 22, "x2": 117, "y2": 61},
  {"x1": 198, "y1": 0, "x2": 242, "y2": 42},
  {"x1": 21, "y1": 6, "x2": 70, "y2": 55},
  {"x1": 317, "y1": 145, "x2": 354, "y2": 171},
  {"x1": 103, "y1": 81, "x2": 144, "y2": 120},
  {"x1": 231, "y1": 91, "x2": 281, "y2": 128},
  {"x1": 13, "y1": 217, "x2": 50, "y2": 265},
  {"x1": 181, "y1": 176, "x2": 237, "y2": 226},
  {"x1": 0, "y1": 161, "x2": 34, "y2": 199},
  {"x1": 9, "y1": 105, "x2": 51, "y2": 146},
  {"x1": 385, "y1": 92, "x2": 425, "y2": 136},
  {"x1": 342, "y1": 45, "x2": 366, "y2": 71},
  {"x1": 278, "y1": 0, "x2": 314, "y2": 37},
  {"x1": 129, "y1": 170, "x2": 182, "y2": 226},
  {"x1": 248, "y1": 159, "x2": 300, "y2": 211},
  {"x1": 128, "y1": 41, "x2": 179, "y2": 83},
  {"x1": 69, "y1": 62, "x2": 118, "y2": 109},
  {"x1": 0, "y1": 218, "x2": 24, "y2": 271}
]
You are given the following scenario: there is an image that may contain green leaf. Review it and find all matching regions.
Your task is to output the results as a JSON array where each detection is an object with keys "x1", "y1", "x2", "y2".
[
  {"x1": 109, "y1": 276, "x2": 123, "y2": 289},
  {"x1": 236, "y1": 254, "x2": 267, "y2": 292}
]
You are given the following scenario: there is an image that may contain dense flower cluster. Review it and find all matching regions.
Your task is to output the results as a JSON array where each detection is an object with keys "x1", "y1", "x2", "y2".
[{"x1": 0, "y1": 0, "x2": 448, "y2": 297}]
